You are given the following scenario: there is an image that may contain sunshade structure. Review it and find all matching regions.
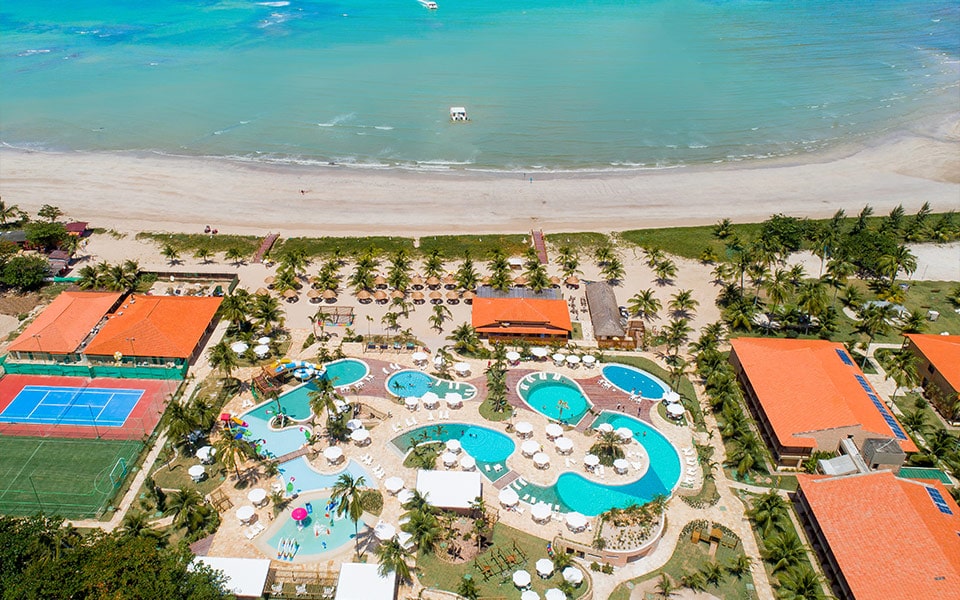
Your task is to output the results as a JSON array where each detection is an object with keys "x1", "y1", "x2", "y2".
[
  {"x1": 346, "y1": 419, "x2": 363, "y2": 431},
  {"x1": 441, "y1": 452, "x2": 458, "y2": 467},
  {"x1": 545, "y1": 589, "x2": 566, "y2": 600},
  {"x1": 533, "y1": 452, "x2": 550, "y2": 469},
  {"x1": 498, "y1": 487, "x2": 520, "y2": 507},
  {"x1": 412, "y1": 351, "x2": 429, "y2": 363},
  {"x1": 397, "y1": 489, "x2": 415, "y2": 506},
  {"x1": 335, "y1": 563, "x2": 396, "y2": 600},
  {"x1": 373, "y1": 275, "x2": 387, "y2": 288},
  {"x1": 323, "y1": 446, "x2": 343, "y2": 464},
  {"x1": 254, "y1": 344, "x2": 270, "y2": 357},
  {"x1": 581, "y1": 355, "x2": 596, "y2": 366},
  {"x1": 667, "y1": 403, "x2": 685, "y2": 418},
  {"x1": 230, "y1": 341, "x2": 249, "y2": 354},
  {"x1": 445, "y1": 439, "x2": 461, "y2": 453},
  {"x1": 596, "y1": 423, "x2": 614, "y2": 433},
  {"x1": 552, "y1": 353, "x2": 566, "y2": 363},
  {"x1": 513, "y1": 275, "x2": 528, "y2": 287},
  {"x1": 453, "y1": 361, "x2": 471, "y2": 374},
  {"x1": 196, "y1": 446, "x2": 216, "y2": 463},
  {"x1": 373, "y1": 290, "x2": 388, "y2": 304},
  {"x1": 411, "y1": 290, "x2": 425, "y2": 304},
  {"x1": 404, "y1": 397, "x2": 419, "y2": 410},
  {"x1": 515, "y1": 421, "x2": 533, "y2": 437},
  {"x1": 444, "y1": 392, "x2": 463, "y2": 408},
  {"x1": 554, "y1": 437, "x2": 573, "y2": 454},
  {"x1": 426, "y1": 276, "x2": 441, "y2": 288},
  {"x1": 665, "y1": 390, "x2": 681, "y2": 403},
  {"x1": 512, "y1": 570, "x2": 531, "y2": 589},
  {"x1": 283, "y1": 289, "x2": 298, "y2": 300},
  {"x1": 505, "y1": 350, "x2": 521, "y2": 363},
  {"x1": 373, "y1": 521, "x2": 396, "y2": 541},
  {"x1": 549, "y1": 276, "x2": 562, "y2": 287},
  {"x1": 191, "y1": 557, "x2": 271, "y2": 598},
  {"x1": 565, "y1": 354, "x2": 581, "y2": 366},
  {"x1": 264, "y1": 276, "x2": 275, "y2": 286},
  {"x1": 356, "y1": 290, "x2": 372, "y2": 303},
  {"x1": 384, "y1": 477, "x2": 405, "y2": 494},
  {"x1": 565, "y1": 512, "x2": 587, "y2": 532},
  {"x1": 236, "y1": 505, "x2": 255, "y2": 523},
  {"x1": 442, "y1": 274, "x2": 457, "y2": 288},
  {"x1": 188, "y1": 465, "x2": 205, "y2": 482},
  {"x1": 531, "y1": 347, "x2": 549, "y2": 358},
  {"x1": 461, "y1": 290, "x2": 476, "y2": 304},
  {"x1": 583, "y1": 454, "x2": 600, "y2": 468},
  {"x1": 322, "y1": 289, "x2": 337, "y2": 301},
  {"x1": 391, "y1": 289, "x2": 405, "y2": 300},
  {"x1": 459, "y1": 455, "x2": 476, "y2": 470},
  {"x1": 616, "y1": 426, "x2": 634, "y2": 440},
  {"x1": 291, "y1": 507, "x2": 308, "y2": 522},
  {"x1": 257, "y1": 336, "x2": 271, "y2": 345},
  {"x1": 521, "y1": 440, "x2": 541, "y2": 457},
  {"x1": 428, "y1": 290, "x2": 442, "y2": 303},
  {"x1": 535, "y1": 558, "x2": 555, "y2": 578},
  {"x1": 422, "y1": 394, "x2": 440, "y2": 409},
  {"x1": 563, "y1": 567, "x2": 584, "y2": 584},
  {"x1": 545, "y1": 423, "x2": 563, "y2": 439},
  {"x1": 350, "y1": 428, "x2": 370, "y2": 445},
  {"x1": 530, "y1": 502, "x2": 552, "y2": 523},
  {"x1": 521, "y1": 591, "x2": 541, "y2": 600},
  {"x1": 564, "y1": 276, "x2": 580, "y2": 288},
  {"x1": 613, "y1": 458, "x2": 630, "y2": 474},
  {"x1": 307, "y1": 289, "x2": 320, "y2": 301}
]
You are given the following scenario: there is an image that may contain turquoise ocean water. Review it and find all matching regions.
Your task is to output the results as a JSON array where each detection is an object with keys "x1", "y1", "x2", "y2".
[{"x1": 1, "y1": 0, "x2": 957, "y2": 170}]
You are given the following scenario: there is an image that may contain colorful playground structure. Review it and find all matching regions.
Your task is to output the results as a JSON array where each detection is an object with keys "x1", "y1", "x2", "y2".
[{"x1": 273, "y1": 359, "x2": 326, "y2": 381}]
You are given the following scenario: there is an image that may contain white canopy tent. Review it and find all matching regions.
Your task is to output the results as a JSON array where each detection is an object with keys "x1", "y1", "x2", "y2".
[
  {"x1": 545, "y1": 423, "x2": 564, "y2": 439},
  {"x1": 323, "y1": 446, "x2": 344, "y2": 463},
  {"x1": 531, "y1": 502, "x2": 552, "y2": 522},
  {"x1": 191, "y1": 557, "x2": 271, "y2": 598},
  {"x1": 565, "y1": 512, "x2": 587, "y2": 532},
  {"x1": 513, "y1": 570, "x2": 531, "y2": 588},
  {"x1": 515, "y1": 421, "x2": 533, "y2": 437},
  {"x1": 596, "y1": 423, "x2": 614, "y2": 433},
  {"x1": 459, "y1": 455, "x2": 476, "y2": 470},
  {"x1": 533, "y1": 452, "x2": 550, "y2": 468},
  {"x1": 335, "y1": 562, "x2": 398, "y2": 600},
  {"x1": 562, "y1": 566, "x2": 584, "y2": 585},
  {"x1": 416, "y1": 470, "x2": 482, "y2": 511},
  {"x1": 498, "y1": 487, "x2": 520, "y2": 507},
  {"x1": 554, "y1": 437, "x2": 574, "y2": 454},
  {"x1": 535, "y1": 558, "x2": 555, "y2": 578},
  {"x1": 521, "y1": 440, "x2": 541, "y2": 457},
  {"x1": 531, "y1": 347, "x2": 549, "y2": 358}
]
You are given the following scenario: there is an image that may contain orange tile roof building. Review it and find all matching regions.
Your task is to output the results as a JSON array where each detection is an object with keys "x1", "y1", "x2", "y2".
[
  {"x1": 904, "y1": 334, "x2": 960, "y2": 424},
  {"x1": 7, "y1": 292, "x2": 123, "y2": 360},
  {"x1": 471, "y1": 298, "x2": 571, "y2": 342},
  {"x1": 729, "y1": 338, "x2": 917, "y2": 469},
  {"x1": 84, "y1": 295, "x2": 222, "y2": 365},
  {"x1": 796, "y1": 471, "x2": 960, "y2": 600}
]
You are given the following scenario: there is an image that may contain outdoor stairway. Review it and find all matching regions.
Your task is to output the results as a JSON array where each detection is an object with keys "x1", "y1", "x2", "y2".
[{"x1": 252, "y1": 233, "x2": 280, "y2": 264}]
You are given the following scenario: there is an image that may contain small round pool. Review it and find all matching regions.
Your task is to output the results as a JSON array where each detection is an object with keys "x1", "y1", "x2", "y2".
[
  {"x1": 385, "y1": 370, "x2": 478, "y2": 401},
  {"x1": 263, "y1": 493, "x2": 360, "y2": 561},
  {"x1": 324, "y1": 358, "x2": 368, "y2": 388},
  {"x1": 391, "y1": 423, "x2": 515, "y2": 467},
  {"x1": 602, "y1": 364, "x2": 669, "y2": 399},
  {"x1": 518, "y1": 373, "x2": 591, "y2": 423}
]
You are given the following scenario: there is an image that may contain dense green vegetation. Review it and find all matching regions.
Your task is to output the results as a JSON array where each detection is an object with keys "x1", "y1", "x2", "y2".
[
  {"x1": 137, "y1": 231, "x2": 262, "y2": 258},
  {"x1": 0, "y1": 515, "x2": 232, "y2": 599}
]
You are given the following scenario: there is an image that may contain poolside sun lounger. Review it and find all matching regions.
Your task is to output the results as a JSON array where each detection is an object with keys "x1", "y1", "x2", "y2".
[
  {"x1": 428, "y1": 412, "x2": 434, "y2": 421},
  {"x1": 383, "y1": 367, "x2": 391, "y2": 374},
  {"x1": 552, "y1": 373, "x2": 561, "y2": 381},
  {"x1": 484, "y1": 465, "x2": 491, "y2": 472},
  {"x1": 494, "y1": 464, "x2": 503, "y2": 472},
  {"x1": 522, "y1": 494, "x2": 530, "y2": 501},
  {"x1": 514, "y1": 506, "x2": 525, "y2": 515}
]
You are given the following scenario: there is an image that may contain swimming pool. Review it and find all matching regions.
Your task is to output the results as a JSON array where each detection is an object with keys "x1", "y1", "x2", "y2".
[
  {"x1": 277, "y1": 457, "x2": 371, "y2": 496},
  {"x1": 324, "y1": 358, "x2": 368, "y2": 388},
  {"x1": 517, "y1": 373, "x2": 591, "y2": 423},
  {"x1": 240, "y1": 403, "x2": 313, "y2": 458},
  {"x1": 602, "y1": 364, "x2": 670, "y2": 399},
  {"x1": 263, "y1": 492, "x2": 359, "y2": 561},
  {"x1": 390, "y1": 423, "x2": 515, "y2": 475},
  {"x1": 385, "y1": 370, "x2": 477, "y2": 400},
  {"x1": 510, "y1": 412, "x2": 681, "y2": 516}
]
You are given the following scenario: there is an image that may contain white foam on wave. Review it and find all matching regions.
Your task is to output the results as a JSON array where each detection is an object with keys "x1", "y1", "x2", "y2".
[
  {"x1": 374, "y1": 125, "x2": 394, "y2": 130},
  {"x1": 258, "y1": 1, "x2": 291, "y2": 6},
  {"x1": 317, "y1": 113, "x2": 356, "y2": 127},
  {"x1": 17, "y1": 49, "x2": 51, "y2": 57}
]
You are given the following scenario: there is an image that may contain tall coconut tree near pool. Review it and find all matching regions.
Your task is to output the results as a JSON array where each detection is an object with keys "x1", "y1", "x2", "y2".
[{"x1": 332, "y1": 472, "x2": 367, "y2": 559}]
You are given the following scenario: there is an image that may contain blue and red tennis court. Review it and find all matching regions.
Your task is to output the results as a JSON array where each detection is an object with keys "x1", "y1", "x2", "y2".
[{"x1": 0, "y1": 375, "x2": 177, "y2": 440}]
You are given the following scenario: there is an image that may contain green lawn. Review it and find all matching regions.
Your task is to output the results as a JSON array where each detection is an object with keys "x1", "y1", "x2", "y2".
[
  {"x1": 892, "y1": 391, "x2": 960, "y2": 435},
  {"x1": 149, "y1": 451, "x2": 229, "y2": 498},
  {"x1": 273, "y1": 236, "x2": 415, "y2": 259},
  {"x1": 0, "y1": 437, "x2": 143, "y2": 519},
  {"x1": 418, "y1": 234, "x2": 530, "y2": 259},
  {"x1": 136, "y1": 232, "x2": 262, "y2": 257},
  {"x1": 416, "y1": 522, "x2": 588, "y2": 599},
  {"x1": 609, "y1": 522, "x2": 756, "y2": 600}
]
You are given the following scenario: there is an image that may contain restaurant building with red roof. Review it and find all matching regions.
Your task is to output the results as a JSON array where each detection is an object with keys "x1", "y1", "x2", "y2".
[
  {"x1": 904, "y1": 334, "x2": 960, "y2": 423},
  {"x1": 795, "y1": 471, "x2": 960, "y2": 600},
  {"x1": 6, "y1": 291, "x2": 123, "y2": 361},
  {"x1": 471, "y1": 297, "x2": 572, "y2": 343},
  {"x1": 729, "y1": 338, "x2": 917, "y2": 469}
]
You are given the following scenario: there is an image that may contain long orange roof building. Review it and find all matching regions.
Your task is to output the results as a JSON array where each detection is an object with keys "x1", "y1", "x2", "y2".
[
  {"x1": 8, "y1": 291, "x2": 122, "y2": 355},
  {"x1": 84, "y1": 295, "x2": 222, "y2": 360},
  {"x1": 797, "y1": 471, "x2": 960, "y2": 599},
  {"x1": 471, "y1": 297, "x2": 571, "y2": 339}
]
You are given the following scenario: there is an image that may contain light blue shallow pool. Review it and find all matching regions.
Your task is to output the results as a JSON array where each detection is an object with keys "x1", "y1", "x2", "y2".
[
  {"x1": 602, "y1": 364, "x2": 670, "y2": 399},
  {"x1": 324, "y1": 358, "x2": 368, "y2": 388},
  {"x1": 278, "y1": 457, "x2": 371, "y2": 496},
  {"x1": 390, "y1": 423, "x2": 514, "y2": 477},
  {"x1": 385, "y1": 370, "x2": 477, "y2": 400},
  {"x1": 518, "y1": 373, "x2": 591, "y2": 423},
  {"x1": 265, "y1": 494, "x2": 358, "y2": 561}
]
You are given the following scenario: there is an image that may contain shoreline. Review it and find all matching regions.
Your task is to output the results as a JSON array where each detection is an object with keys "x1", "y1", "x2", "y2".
[{"x1": 1, "y1": 114, "x2": 958, "y2": 238}]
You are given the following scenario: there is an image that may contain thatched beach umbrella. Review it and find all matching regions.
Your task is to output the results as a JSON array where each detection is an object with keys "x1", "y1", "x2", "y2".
[
  {"x1": 412, "y1": 291, "x2": 425, "y2": 304},
  {"x1": 442, "y1": 274, "x2": 457, "y2": 289},
  {"x1": 565, "y1": 276, "x2": 580, "y2": 288},
  {"x1": 391, "y1": 289, "x2": 405, "y2": 300},
  {"x1": 307, "y1": 289, "x2": 320, "y2": 302},
  {"x1": 374, "y1": 275, "x2": 388, "y2": 289},
  {"x1": 513, "y1": 276, "x2": 528, "y2": 287},
  {"x1": 322, "y1": 289, "x2": 337, "y2": 302},
  {"x1": 426, "y1": 276, "x2": 441, "y2": 289},
  {"x1": 357, "y1": 290, "x2": 372, "y2": 303},
  {"x1": 255, "y1": 287, "x2": 270, "y2": 296},
  {"x1": 283, "y1": 289, "x2": 298, "y2": 302},
  {"x1": 264, "y1": 276, "x2": 275, "y2": 287},
  {"x1": 549, "y1": 276, "x2": 562, "y2": 287},
  {"x1": 410, "y1": 275, "x2": 424, "y2": 289},
  {"x1": 374, "y1": 290, "x2": 388, "y2": 304},
  {"x1": 429, "y1": 290, "x2": 442, "y2": 304},
  {"x1": 461, "y1": 290, "x2": 475, "y2": 305},
  {"x1": 446, "y1": 290, "x2": 460, "y2": 304}
]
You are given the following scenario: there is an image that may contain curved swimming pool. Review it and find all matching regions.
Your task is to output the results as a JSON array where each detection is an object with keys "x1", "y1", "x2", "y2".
[
  {"x1": 385, "y1": 370, "x2": 477, "y2": 400},
  {"x1": 390, "y1": 422, "x2": 515, "y2": 473},
  {"x1": 602, "y1": 364, "x2": 670, "y2": 399},
  {"x1": 517, "y1": 372, "x2": 591, "y2": 423},
  {"x1": 324, "y1": 358, "x2": 368, "y2": 388},
  {"x1": 513, "y1": 412, "x2": 681, "y2": 516}
]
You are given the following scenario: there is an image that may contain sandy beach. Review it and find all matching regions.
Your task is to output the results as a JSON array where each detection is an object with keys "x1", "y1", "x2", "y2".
[{"x1": 1, "y1": 115, "x2": 958, "y2": 237}]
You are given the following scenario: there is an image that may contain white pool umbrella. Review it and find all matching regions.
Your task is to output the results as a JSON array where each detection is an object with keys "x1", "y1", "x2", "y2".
[
  {"x1": 545, "y1": 423, "x2": 563, "y2": 439},
  {"x1": 565, "y1": 512, "x2": 587, "y2": 532},
  {"x1": 459, "y1": 455, "x2": 476, "y2": 470},
  {"x1": 498, "y1": 488, "x2": 519, "y2": 507},
  {"x1": 258, "y1": 336, "x2": 271, "y2": 345},
  {"x1": 441, "y1": 452, "x2": 458, "y2": 467},
  {"x1": 253, "y1": 344, "x2": 270, "y2": 356},
  {"x1": 535, "y1": 558, "x2": 555, "y2": 578},
  {"x1": 665, "y1": 391, "x2": 681, "y2": 403},
  {"x1": 506, "y1": 350, "x2": 521, "y2": 361},
  {"x1": 384, "y1": 477, "x2": 404, "y2": 494},
  {"x1": 531, "y1": 347, "x2": 548, "y2": 358},
  {"x1": 614, "y1": 458, "x2": 629, "y2": 473},
  {"x1": 565, "y1": 355, "x2": 581, "y2": 365},
  {"x1": 230, "y1": 341, "x2": 248, "y2": 354},
  {"x1": 616, "y1": 426, "x2": 633, "y2": 440},
  {"x1": 445, "y1": 439, "x2": 461, "y2": 453},
  {"x1": 531, "y1": 503, "x2": 551, "y2": 522},
  {"x1": 350, "y1": 428, "x2": 370, "y2": 443},
  {"x1": 374, "y1": 522, "x2": 396, "y2": 541},
  {"x1": 581, "y1": 355, "x2": 596, "y2": 365},
  {"x1": 544, "y1": 589, "x2": 565, "y2": 600},
  {"x1": 521, "y1": 591, "x2": 540, "y2": 600},
  {"x1": 412, "y1": 351, "x2": 428, "y2": 362},
  {"x1": 667, "y1": 403, "x2": 685, "y2": 417},
  {"x1": 454, "y1": 361, "x2": 471, "y2": 373},
  {"x1": 398, "y1": 489, "x2": 415, "y2": 505},
  {"x1": 512, "y1": 570, "x2": 531, "y2": 588},
  {"x1": 235, "y1": 505, "x2": 255, "y2": 523},
  {"x1": 583, "y1": 454, "x2": 600, "y2": 468},
  {"x1": 533, "y1": 452, "x2": 550, "y2": 468},
  {"x1": 444, "y1": 392, "x2": 463, "y2": 407},
  {"x1": 554, "y1": 437, "x2": 573, "y2": 454},
  {"x1": 552, "y1": 353, "x2": 566, "y2": 363},
  {"x1": 346, "y1": 419, "x2": 363, "y2": 431},
  {"x1": 515, "y1": 421, "x2": 533, "y2": 437},
  {"x1": 323, "y1": 446, "x2": 343, "y2": 463},
  {"x1": 596, "y1": 423, "x2": 614, "y2": 433},
  {"x1": 562, "y1": 566, "x2": 584, "y2": 584},
  {"x1": 521, "y1": 440, "x2": 541, "y2": 457},
  {"x1": 404, "y1": 397, "x2": 419, "y2": 409},
  {"x1": 421, "y1": 391, "x2": 440, "y2": 405}
]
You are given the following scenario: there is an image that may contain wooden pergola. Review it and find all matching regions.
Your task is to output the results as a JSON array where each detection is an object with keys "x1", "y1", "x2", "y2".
[{"x1": 252, "y1": 367, "x2": 283, "y2": 398}]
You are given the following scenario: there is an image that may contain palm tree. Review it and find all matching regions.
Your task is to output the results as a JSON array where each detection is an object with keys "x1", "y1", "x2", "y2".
[
  {"x1": 713, "y1": 218, "x2": 733, "y2": 240},
  {"x1": 776, "y1": 564, "x2": 823, "y2": 600},
  {"x1": 165, "y1": 487, "x2": 203, "y2": 528},
  {"x1": 374, "y1": 538, "x2": 413, "y2": 584},
  {"x1": 207, "y1": 341, "x2": 239, "y2": 381},
  {"x1": 76, "y1": 264, "x2": 102, "y2": 290},
  {"x1": 680, "y1": 570, "x2": 707, "y2": 592},
  {"x1": 600, "y1": 255, "x2": 625, "y2": 283},
  {"x1": 925, "y1": 429, "x2": 958, "y2": 461},
  {"x1": 332, "y1": 473, "x2": 368, "y2": 558},
  {"x1": 729, "y1": 433, "x2": 763, "y2": 477},
  {"x1": 727, "y1": 554, "x2": 753, "y2": 579},
  {"x1": 654, "y1": 573, "x2": 677, "y2": 599},
  {"x1": 796, "y1": 280, "x2": 827, "y2": 334},
  {"x1": 401, "y1": 504, "x2": 442, "y2": 556},
  {"x1": 308, "y1": 376, "x2": 341, "y2": 424},
  {"x1": 252, "y1": 293, "x2": 284, "y2": 334},
  {"x1": 448, "y1": 322, "x2": 480, "y2": 355},
  {"x1": 878, "y1": 244, "x2": 917, "y2": 283},
  {"x1": 668, "y1": 289, "x2": 699, "y2": 319},
  {"x1": 456, "y1": 575, "x2": 480, "y2": 600},
  {"x1": 899, "y1": 408, "x2": 927, "y2": 433},
  {"x1": 700, "y1": 561, "x2": 726, "y2": 587},
  {"x1": 557, "y1": 246, "x2": 581, "y2": 279},
  {"x1": 456, "y1": 255, "x2": 480, "y2": 291},
  {"x1": 194, "y1": 247, "x2": 213, "y2": 264},
  {"x1": 219, "y1": 289, "x2": 252, "y2": 333},
  {"x1": 856, "y1": 303, "x2": 895, "y2": 365},
  {"x1": 748, "y1": 490, "x2": 790, "y2": 538},
  {"x1": 424, "y1": 249, "x2": 445, "y2": 279},
  {"x1": 663, "y1": 318, "x2": 692, "y2": 357},
  {"x1": 653, "y1": 259, "x2": 678, "y2": 286},
  {"x1": 880, "y1": 349, "x2": 918, "y2": 401},
  {"x1": 429, "y1": 303, "x2": 452, "y2": 332},
  {"x1": 764, "y1": 269, "x2": 792, "y2": 314},
  {"x1": 589, "y1": 431, "x2": 626, "y2": 466},
  {"x1": 161, "y1": 244, "x2": 181, "y2": 266},
  {"x1": 225, "y1": 247, "x2": 245, "y2": 266},
  {"x1": 214, "y1": 432, "x2": 249, "y2": 481},
  {"x1": 763, "y1": 531, "x2": 806, "y2": 574},
  {"x1": 0, "y1": 199, "x2": 22, "y2": 225},
  {"x1": 527, "y1": 264, "x2": 551, "y2": 292},
  {"x1": 628, "y1": 289, "x2": 661, "y2": 321}
]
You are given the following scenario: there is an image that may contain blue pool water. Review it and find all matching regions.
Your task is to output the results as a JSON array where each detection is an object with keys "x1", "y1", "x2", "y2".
[
  {"x1": 265, "y1": 493, "x2": 358, "y2": 561},
  {"x1": 240, "y1": 403, "x2": 312, "y2": 458},
  {"x1": 277, "y1": 456, "x2": 371, "y2": 496},
  {"x1": 386, "y1": 370, "x2": 433, "y2": 398},
  {"x1": 515, "y1": 411, "x2": 681, "y2": 516},
  {"x1": 390, "y1": 423, "x2": 515, "y2": 473},
  {"x1": 324, "y1": 358, "x2": 368, "y2": 388},
  {"x1": 602, "y1": 364, "x2": 670, "y2": 400},
  {"x1": 518, "y1": 374, "x2": 591, "y2": 423}
]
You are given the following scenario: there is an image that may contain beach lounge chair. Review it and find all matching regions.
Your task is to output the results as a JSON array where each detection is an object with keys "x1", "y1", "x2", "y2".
[
  {"x1": 271, "y1": 583, "x2": 283, "y2": 595},
  {"x1": 514, "y1": 506, "x2": 525, "y2": 515},
  {"x1": 484, "y1": 464, "x2": 491, "y2": 472},
  {"x1": 522, "y1": 494, "x2": 530, "y2": 501},
  {"x1": 552, "y1": 373, "x2": 561, "y2": 381},
  {"x1": 428, "y1": 412, "x2": 434, "y2": 421},
  {"x1": 411, "y1": 417, "x2": 418, "y2": 425},
  {"x1": 494, "y1": 464, "x2": 503, "y2": 472},
  {"x1": 296, "y1": 584, "x2": 308, "y2": 597},
  {"x1": 519, "y1": 384, "x2": 529, "y2": 391}
]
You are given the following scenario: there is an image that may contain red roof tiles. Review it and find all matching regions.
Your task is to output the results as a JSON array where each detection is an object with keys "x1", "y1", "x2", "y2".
[
  {"x1": 906, "y1": 334, "x2": 960, "y2": 393},
  {"x1": 8, "y1": 292, "x2": 121, "y2": 354},
  {"x1": 471, "y1": 298, "x2": 571, "y2": 336}
]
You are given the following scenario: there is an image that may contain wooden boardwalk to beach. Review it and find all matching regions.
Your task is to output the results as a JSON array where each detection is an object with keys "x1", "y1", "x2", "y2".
[{"x1": 531, "y1": 229, "x2": 548, "y2": 264}]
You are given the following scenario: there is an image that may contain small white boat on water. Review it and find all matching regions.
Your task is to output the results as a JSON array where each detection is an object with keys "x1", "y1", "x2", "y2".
[
  {"x1": 450, "y1": 106, "x2": 468, "y2": 122},
  {"x1": 418, "y1": 0, "x2": 438, "y2": 9}
]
